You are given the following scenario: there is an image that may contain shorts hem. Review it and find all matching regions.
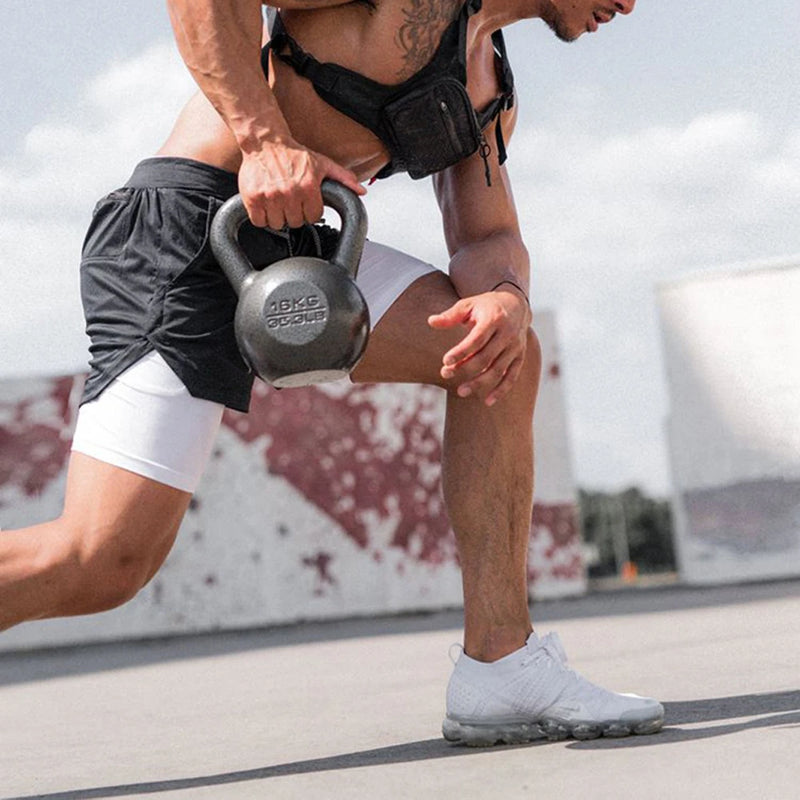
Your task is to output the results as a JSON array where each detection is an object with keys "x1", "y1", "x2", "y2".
[
  {"x1": 81, "y1": 342, "x2": 154, "y2": 407},
  {"x1": 71, "y1": 440, "x2": 198, "y2": 494}
]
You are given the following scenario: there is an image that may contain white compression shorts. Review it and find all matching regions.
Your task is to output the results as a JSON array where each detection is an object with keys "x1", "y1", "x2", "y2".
[{"x1": 71, "y1": 240, "x2": 439, "y2": 493}]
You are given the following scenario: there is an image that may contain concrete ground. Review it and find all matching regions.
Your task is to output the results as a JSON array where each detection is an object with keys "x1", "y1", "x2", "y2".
[{"x1": 1, "y1": 578, "x2": 799, "y2": 800}]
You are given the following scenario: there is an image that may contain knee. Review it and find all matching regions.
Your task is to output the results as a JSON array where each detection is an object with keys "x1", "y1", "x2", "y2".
[
  {"x1": 439, "y1": 326, "x2": 542, "y2": 407},
  {"x1": 80, "y1": 551, "x2": 154, "y2": 613},
  {"x1": 507, "y1": 326, "x2": 543, "y2": 411},
  {"x1": 522, "y1": 327, "x2": 543, "y2": 385},
  {"x1": 45, "y1": 523, "x2": 166, "y2": 615}
]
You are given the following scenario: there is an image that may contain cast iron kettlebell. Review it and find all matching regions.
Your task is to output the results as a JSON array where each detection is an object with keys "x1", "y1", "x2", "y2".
[{"x1": 210, "y1": 180, "x2": 370, "y2": 388}]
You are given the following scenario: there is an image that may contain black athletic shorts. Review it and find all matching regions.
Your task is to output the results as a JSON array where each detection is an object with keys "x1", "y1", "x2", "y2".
[{"x1": 80, "y1": 157, "x2": 336, "y2": 413}]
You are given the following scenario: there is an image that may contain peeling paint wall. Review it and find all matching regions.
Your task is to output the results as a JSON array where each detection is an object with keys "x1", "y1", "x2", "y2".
[
  {"x1": 0, "y1": 310, "x2": 583, "y2": 651},
  {"x1": 658, "y1": 259, "x2": 800, "y2": 584}
]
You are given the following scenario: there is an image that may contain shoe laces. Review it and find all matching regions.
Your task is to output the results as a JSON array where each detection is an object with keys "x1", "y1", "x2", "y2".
[
  {"x1": 525, "y1": 632, "x2": 615, "y2": 708},
  {"x1": 522, "y1": 633, "x2": 606, "y2": 694},
  {"x1": 521, "y1": 631, "x2": 568, "y2": 668}
]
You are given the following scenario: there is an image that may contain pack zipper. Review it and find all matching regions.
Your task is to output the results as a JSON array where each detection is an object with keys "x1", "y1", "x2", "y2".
[
  {"x1": 440, "y1": 100, "x2": 460, "y2": 150},
  {"x1": 440, "y1": 99, "x2": 492, "y2": 187},
  {"x1": 479, "y1": 133, "x2": 492, "y2": 187}
]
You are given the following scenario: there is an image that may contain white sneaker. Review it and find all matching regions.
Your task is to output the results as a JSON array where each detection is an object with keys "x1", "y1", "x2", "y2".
[{"x1": 442, "y1": 631, "x2": 664, "y2": 746}]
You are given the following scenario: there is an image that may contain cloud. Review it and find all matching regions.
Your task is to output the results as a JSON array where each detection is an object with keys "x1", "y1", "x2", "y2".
[
  {"x1": 0, "y1": 42, "x2": 195, "y2": 378},
  {"x1": 5, "y1": 42, "x2": 195, "y2": 219},
  {"x1": 511, "y1": 110, "x2": 800, "y2": 273}
]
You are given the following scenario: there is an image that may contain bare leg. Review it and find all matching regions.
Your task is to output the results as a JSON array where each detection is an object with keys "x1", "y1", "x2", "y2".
[
  {"x1": 353, "y1": 271, "x2": 541, "y2": 662},
  {"x1": 0, "y1": 453, "x2": 191, "y2": 631},
  {"x1": 357, "y1": 272, "x2": 665, "y2": 745},
  {"x1": 441, "y1": 359, "x2": 538, "y2": 661}
]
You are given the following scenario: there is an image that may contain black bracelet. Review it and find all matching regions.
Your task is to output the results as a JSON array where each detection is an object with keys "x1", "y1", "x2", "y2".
[{"x1": 491, "y1": 279, "x2": 530, "y2": 307}]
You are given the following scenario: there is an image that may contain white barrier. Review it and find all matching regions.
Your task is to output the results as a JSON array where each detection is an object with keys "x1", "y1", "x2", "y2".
[
  {"x1": 658, "y1": 257, "x2": 800, "y2": 584},
  {"x1": 0, "y1": 310, "x2": 584, "y2": 651}
]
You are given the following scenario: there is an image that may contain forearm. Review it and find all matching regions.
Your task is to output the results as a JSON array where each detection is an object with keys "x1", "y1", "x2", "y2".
[
  {"x1": 447, "y1": 231, "x2": 530, "y2": 303},
  {"x1": 166, "y1": 0, "x2": 291, "y2": 153}
]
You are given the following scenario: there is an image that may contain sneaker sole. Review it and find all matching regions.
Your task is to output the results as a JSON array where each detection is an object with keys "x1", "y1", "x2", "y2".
[{"x1": 442, "y1": 714, "x2": 664, "y2": 747}]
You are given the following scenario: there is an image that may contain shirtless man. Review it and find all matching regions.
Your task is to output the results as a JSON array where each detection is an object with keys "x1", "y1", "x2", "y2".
[{"x1": 1, "y1": 0, "x2": 664, "y2": 745}]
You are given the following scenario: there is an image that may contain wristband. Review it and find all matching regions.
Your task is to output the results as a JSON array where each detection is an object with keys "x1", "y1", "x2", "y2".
[{"x1": 491, "y1": 279, "x2": 530, "y2": 307}]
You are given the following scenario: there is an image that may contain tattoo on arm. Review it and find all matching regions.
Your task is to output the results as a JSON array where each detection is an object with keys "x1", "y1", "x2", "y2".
[{"x1": 395, "y1": 0, "x2": 459, "y2": 76}]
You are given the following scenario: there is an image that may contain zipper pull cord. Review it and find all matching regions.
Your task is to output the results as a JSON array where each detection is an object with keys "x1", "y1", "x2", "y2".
[{"x1": 480, "y1": 134, "x2": 492, "y2": 187}]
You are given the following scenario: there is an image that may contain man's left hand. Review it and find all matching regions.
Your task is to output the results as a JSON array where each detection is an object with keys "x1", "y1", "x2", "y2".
[{"x1": 427, "y1": 288, "x2": 532, "y2": 407}]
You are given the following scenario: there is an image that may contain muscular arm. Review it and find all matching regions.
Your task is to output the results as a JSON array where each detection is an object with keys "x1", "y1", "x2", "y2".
[
  {"x1": 434, "y1": 152, "x2": 530, "y2": 301},
  {"x1": 167, "y1": 1, "x2": 283, "y2": 154},
  {"x1": 430, "y1": 120, "x2": 533, "y2": 405},
  {"x1": 166, "y1": 0, "x2": 364, "y2": 228}
]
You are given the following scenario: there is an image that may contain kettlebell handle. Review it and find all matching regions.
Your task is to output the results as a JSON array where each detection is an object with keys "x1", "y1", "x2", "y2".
[{"x1": 210, "y1": 180, "x2": 368, "y2": 295}]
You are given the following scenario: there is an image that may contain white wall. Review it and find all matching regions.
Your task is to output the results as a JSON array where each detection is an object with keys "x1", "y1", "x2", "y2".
[{"x1": 658, "y1": 257, "x2": 800, "y2": 584}]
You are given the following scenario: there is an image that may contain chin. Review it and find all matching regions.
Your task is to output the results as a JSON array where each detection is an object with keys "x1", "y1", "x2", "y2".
[{"x1": 547, "y1": 18, "x2": 582, "y2": 43}]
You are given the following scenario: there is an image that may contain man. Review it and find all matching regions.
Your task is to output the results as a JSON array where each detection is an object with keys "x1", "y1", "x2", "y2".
[{"x1": 1, "y1": 0, "x2": 664, "y2": 745}]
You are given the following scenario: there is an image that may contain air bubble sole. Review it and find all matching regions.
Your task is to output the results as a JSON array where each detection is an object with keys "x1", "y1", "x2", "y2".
[{"x1": 442, "y1": 712, "x2": 664, "y2": 747}]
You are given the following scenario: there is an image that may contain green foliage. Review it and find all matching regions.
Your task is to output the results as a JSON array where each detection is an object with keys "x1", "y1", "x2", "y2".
[{"x1": 578, "y1": 487, "x2": 676, "y2": 578}]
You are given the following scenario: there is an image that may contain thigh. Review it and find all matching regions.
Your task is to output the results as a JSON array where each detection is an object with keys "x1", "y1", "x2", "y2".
[
  {"x1": 0, "y1": 451, "x2": 191, "y2": 625},
  {"x1": 61, "y1": 451, "x2": 192, "y2": 584},
  {"x1": 352, "y1": 268, "x2": 463, "y2": 387},
  {"x1": 62, "y1": 350, "x2": 224, "y2": 586},
  {"x1": 355, "y1": 240, "x2": 440, "y2": 327}
]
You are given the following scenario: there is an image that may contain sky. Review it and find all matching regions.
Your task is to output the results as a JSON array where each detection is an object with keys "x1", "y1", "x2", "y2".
[{"x1": 1, "y1": 1, "x2": 799, "y2": 495}]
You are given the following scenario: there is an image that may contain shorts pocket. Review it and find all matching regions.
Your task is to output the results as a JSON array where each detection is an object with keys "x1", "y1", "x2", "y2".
[
  {"x1": 158, "y1": 194, "x2": 238, "y2": 343},
  {"x1": 156, "y1": 192, "x2": 221, "y2": 286},
  {"x1": 81, "y1": 188, "x2": 137, "y2": 260}
]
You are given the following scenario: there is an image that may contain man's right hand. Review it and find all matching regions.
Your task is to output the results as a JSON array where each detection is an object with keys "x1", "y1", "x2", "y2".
[
  {"x1": 238, "y1": 138, "x2": 366, "y2": 230},
  {"x1": 167, "y1": 0, "x2": 365, "y2": 230}
]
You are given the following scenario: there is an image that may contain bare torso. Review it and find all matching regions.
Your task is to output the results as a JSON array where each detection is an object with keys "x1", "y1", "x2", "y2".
[{"x1": 157, "y1": 0, "x2": 516, "y2": 180}]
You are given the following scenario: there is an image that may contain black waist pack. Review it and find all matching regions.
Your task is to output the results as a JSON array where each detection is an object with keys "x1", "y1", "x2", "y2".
[{"x1": 381, "y1": 78, "x2": 482, "y2": 179}]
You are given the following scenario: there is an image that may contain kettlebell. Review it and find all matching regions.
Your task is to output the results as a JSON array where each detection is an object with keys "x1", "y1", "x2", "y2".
[{"x1": 210, "y1": 180, "x2": 370, "y2": 388}]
